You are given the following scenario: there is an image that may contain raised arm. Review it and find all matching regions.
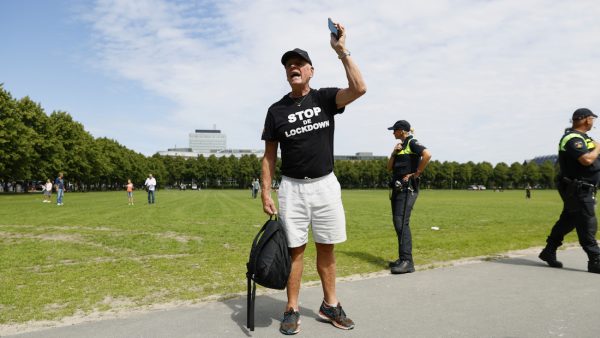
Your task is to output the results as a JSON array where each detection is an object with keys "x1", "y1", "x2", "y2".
[{"x1": 330, "y1": 21, "x2": 367, "y2": 109}]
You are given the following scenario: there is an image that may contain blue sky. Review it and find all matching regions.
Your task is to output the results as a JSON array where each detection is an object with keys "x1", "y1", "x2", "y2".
[{"x1": 2, "y1": 0, "x2": 600, "y2": 164}]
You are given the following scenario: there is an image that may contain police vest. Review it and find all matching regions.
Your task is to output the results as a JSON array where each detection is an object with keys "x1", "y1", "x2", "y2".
[
  {"x1": 559, "y1": 133, "x2": 595, "y2": 152},
  {"x1": 558, "y1": 131, "x2": 600, "y2": 183},
  {"x1": 396, "y1": 138, "x2": 416, "y2": 156},
  {"x1": 393, "y1": 137, "x2": 420, "y2": 178}
]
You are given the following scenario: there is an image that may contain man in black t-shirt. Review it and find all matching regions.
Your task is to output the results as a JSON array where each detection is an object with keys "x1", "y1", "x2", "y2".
[
  {"x1": 261, "y1": 20, "x2": 366, "y2": 335},
  {"x1": 539, "y1": 108, "x2": 600, "y2": 273}
]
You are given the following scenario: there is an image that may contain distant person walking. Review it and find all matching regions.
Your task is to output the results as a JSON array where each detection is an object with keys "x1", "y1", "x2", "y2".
[
  {"x1": 43, "y1": 179, "x2": 53, "y2": 203},
  {"x1": 144, "y1": 174, "x2": 157, "y2": 204},
  {"x1": 251, "y1": 178, "x2": 260, "y2": 199},
  {"x1": 525, "y1": 184, "x2": 532, "y2": 199},
  {"x1": 539, "y1": 108, "x2": 600, "y2": 273},
  {"x1": 126, "y1": 179, "x2": 134, "y2": 205},
  {"x1": 55, "y1": 172, "x2": 65, "y2": 206},
  {"x1": 387, "y1": 120, "x2": 431, "y2": 274}
]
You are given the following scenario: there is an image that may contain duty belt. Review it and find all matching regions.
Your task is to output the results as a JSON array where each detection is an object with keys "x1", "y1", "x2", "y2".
[{"x1": 562, "y1": 177, "x2": 598, "y2": 194}]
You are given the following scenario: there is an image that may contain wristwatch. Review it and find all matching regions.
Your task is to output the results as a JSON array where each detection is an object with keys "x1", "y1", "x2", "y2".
[{"x1": 338, "y1": 50, "x2": 351, "y2": 59}]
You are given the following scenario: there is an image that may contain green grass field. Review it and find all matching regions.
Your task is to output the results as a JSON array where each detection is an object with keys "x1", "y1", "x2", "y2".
[{"x1": 0, "y1": 189, "x2": 577, "y2": 324}]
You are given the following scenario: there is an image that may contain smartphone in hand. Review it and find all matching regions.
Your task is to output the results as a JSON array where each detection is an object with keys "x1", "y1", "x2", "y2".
[{"x1": 328, "y1": 17, "x2": 339, "y2": 40}]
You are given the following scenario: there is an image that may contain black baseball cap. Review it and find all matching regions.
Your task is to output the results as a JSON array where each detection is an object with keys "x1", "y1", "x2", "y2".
[
  {"x1": 281, "y1": 48, "x2": 312, "y2": 66},
  {"x1": 572, "y1": 108, "x2": 597, "y2": 120},
  {"x1": 387, "y1": 120, "x2": 411, "y2": 131}
]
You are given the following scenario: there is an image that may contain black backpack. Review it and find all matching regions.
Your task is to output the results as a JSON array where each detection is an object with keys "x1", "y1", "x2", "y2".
[{"x1": 246, "y1": 216, "x2": 291, "y2": 331}]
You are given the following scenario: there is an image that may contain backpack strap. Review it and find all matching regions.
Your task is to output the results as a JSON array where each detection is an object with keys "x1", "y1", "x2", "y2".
[
  {"x1": 247, "y1": 215, "x2": 278, "y2": 277},
  {"x1": 247, "y1": 274, "x2": 256, "y2": 331},
  {"x1": 247, "y1": 215, "x2": 276, "y2": 331}
]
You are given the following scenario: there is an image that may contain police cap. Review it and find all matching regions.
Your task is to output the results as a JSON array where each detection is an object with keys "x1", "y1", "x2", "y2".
[
  {"x1": 572, "y1": 108, "x2": 597, "y2": 120},
  {"x1": 387, "y1": 120, "x2": 411, "y2": 131}
]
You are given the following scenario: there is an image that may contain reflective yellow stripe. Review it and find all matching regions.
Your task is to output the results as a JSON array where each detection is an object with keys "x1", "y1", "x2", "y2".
[
  {"x1": 559, "y1": 133, "x2": 595, "y2": 151},
  {"x1": 396, "y1": 139, "x2": 414, "y2": 155}
]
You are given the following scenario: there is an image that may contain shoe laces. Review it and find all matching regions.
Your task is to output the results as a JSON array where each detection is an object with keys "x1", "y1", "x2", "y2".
[
  {"x1": 337, "y1": 305, "x2": 347, "y2": 320},
  {"x1": 283, "y1": 308, "x2": 298, "y2": 321},
  {"x1": 325, "y1": 302, "x2": 346, "y2": 321}
]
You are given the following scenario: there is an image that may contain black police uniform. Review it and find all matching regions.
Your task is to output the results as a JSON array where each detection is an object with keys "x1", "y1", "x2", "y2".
[
  {"x1": 543, "y1": 128, "x2": 600, "y2": 262},
  {"x1": 390, "y1": 135, "x2": 426, "y2": 267}
]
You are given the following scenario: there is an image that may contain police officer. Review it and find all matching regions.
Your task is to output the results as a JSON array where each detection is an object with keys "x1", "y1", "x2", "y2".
[
  {"x1": 387, "y1": 120, "x2": 431, "y2": 274},
  {"x1": 539, "y1": 108, "x2": 600, "y2": 273}
]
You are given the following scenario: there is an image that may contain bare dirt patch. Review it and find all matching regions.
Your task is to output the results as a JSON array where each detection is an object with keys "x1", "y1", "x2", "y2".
[
  {"x1": 155, "y1": 231, "x2": 203, "y2": 243},
  {"x1": 0, "y1": 231, "x2": 85, "y2": 243}
]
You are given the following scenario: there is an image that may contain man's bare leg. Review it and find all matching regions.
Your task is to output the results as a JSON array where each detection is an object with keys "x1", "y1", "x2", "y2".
[
  {"x1": 286, "y1": 244, "x2": 306, "y2": 310},
  {"x1": 315, "y1": 243, "x2": 337, "y2": 305}
]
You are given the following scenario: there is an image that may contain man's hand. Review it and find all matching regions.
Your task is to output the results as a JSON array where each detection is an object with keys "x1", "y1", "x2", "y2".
[
  {"x1": 262, "y1": 193, "x2": 277, "y2": 215},
  {"x1": 329, "y1": 21, "x2": 347, "y2": 56},
  {"x1": 331, "y1": 20, "x2": 367, "y2": 109}
]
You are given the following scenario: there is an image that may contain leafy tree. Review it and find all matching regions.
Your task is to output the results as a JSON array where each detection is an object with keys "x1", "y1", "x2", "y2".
[
  {"x1": 509, "y1": 162, "x2": 523, "y2": 188},
  {"x1": 493, "y1": 162, "x2": 509, "y2": 189},
  {"x1": 538, "y1": 160, "x2": 555, "y2": 188},
  {"x1": 472, "y1": 161, "x2": 493, "y2": 186},
  {"x1": 335, "y1": 160, "x2": 359, "y2": 188},
  {"x1": 238, "y1": 155, "x2": 260, "y2": 189},
  {"x1": 0, "y1": 88, "x2": 37, "y2": 181},
  {"x1": 417, "y1": 160, "x2": 437, "y2": 188},
  {"x1": 148, "y1": 154, "x2": 167, "y2": 187},
  {"x1": 49, "y1": 111, "x2": 98, "y2": 186},
  {"x1": 523, "y1": 161, "x2": 541, "y2": 187},
  {"x1": 458, "y1": 162, "x2": 474, "y2": 187}
]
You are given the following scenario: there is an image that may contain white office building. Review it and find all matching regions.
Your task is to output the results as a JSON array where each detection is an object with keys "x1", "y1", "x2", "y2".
[
  {"x1": 189, "y1": 129, "x2": 226, "y2": 153},
  {"x1": 158, "y1": 129, "x2": 267, "y2": 158}
]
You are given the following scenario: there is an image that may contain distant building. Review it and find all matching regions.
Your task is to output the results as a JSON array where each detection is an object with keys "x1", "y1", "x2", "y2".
[
  {"x1": 334, "y1": 152, "x2": 387, "y2": 161},
  {"x1": 527, "y1": 155, "x2": 558, "y2": 165},
  {"x1": 158, "y1": 129, "x2": 384, "y2": 160},
  {"x1": 157, "y1": 129, "x2": 264, "y2": 158},
  {"x1": 189, "y1": 129, "x2": 226, "y2": 153},
  {"x1": 157, "y1": 148, "x2": 266, "y2": 159},
  {"x1": 157, "y1": 148, "x2": 198, "y2": 158}
]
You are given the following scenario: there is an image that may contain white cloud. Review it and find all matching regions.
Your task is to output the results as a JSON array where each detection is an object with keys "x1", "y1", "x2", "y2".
[{"x1": 81, "y1": 0, "x2": 600, "y2": 163}]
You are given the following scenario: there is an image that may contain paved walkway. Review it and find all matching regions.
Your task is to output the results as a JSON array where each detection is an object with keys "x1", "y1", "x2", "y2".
[{"x1": 4, "y1": 247, "x2": 600, "y2": 338}]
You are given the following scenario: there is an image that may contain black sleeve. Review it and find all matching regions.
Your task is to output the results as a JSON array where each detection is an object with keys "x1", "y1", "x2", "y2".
[
  {"x1": 409, "y1": 139, "x2": 427, "y2": 156},
  {"x1": 261, "y1": 111, "x2": 277, "y2": 141},
  {"x1": 318, "y1": 87, "x2": 345, "y2": 115},
  {"x1": 564, "y1": 137, "x2": 589, "y2": 160}
]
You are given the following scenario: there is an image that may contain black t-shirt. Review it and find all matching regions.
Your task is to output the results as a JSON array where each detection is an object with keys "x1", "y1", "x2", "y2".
[
  {"x1": 392, "y1": 136, "x2": 427, "y2": 180},
  {"x1": 261, "y1": 88, "x2": 344, "y2": 179},
  {"x1": 558, "y1": 129, "x2": 600, "y2": 184}
]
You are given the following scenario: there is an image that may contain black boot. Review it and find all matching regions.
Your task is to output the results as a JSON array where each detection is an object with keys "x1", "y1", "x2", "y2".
[
  {"x1": 588, "y1": 258, "x2": 600, "y2": 274},
  {"x1": 388, "y1": 259, "x2": 401, "y2": 268},
  {"x1": 391, "y1": 260, "x2": 415, "y2": 274},
  {"x1": 539, "y1": 248, "x2": 563, "y2": 268}
]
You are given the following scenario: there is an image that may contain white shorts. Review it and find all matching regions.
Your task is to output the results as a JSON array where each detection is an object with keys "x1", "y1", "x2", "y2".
[{"x1": 278, "y1": 172, "x2": 346, "y2": 248}]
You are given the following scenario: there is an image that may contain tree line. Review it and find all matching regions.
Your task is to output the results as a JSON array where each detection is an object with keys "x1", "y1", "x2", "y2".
[{"x1": 1, "y1": 85, "x2": 555, "y2": 191}]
